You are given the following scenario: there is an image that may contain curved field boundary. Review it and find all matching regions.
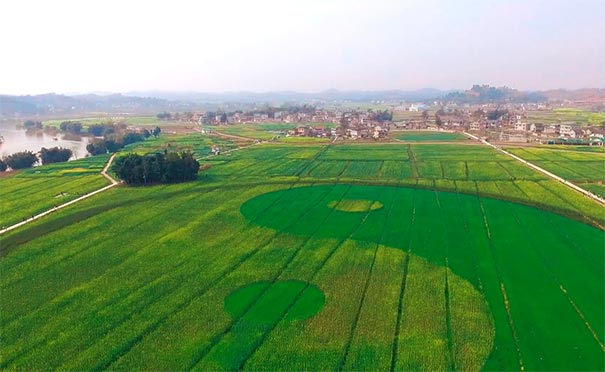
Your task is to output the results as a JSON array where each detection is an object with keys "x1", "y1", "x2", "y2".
[
  {"x1": 95, "y1": 183, "x2": 341, "y2": 370},
  {"x1": 89, "y1": 183, "x2": 309, "y2": 370},
  {"x1": 338, "y1": 182, "x2": 401, "y2": 370},
  {"x1": 463, "y1": 132, "x2": 605, "y2": 205},
  {"x1": 390, "y1": 190, "x2": 417, "y2": 371},
  {"x1": 187, "y1": 185, "x2": 362, "y2": 370},
  {"x1": 0, "y1": 154, "x2": 119, "y2": 236},
  {"x1": 237, "y1": 187, "x2": 390, "y2": 371},
  {"x1": 506, "y1": 197, "x2": 605, "y2": 353}
]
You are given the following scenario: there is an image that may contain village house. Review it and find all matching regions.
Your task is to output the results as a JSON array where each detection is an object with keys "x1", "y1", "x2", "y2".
[
  {"x1": 559, "y1": 123, "x2": 576, "y2": 137},
  {"x1": 529, "y1": 123, "x2": 544, "y2": 133},
  {"x1": 347, "y1": 129, "x2": 359, "y2": 139},
  {"x1": 568, "y1": 128, "x2": 584, "y2": 139},
  {"x1": 310, "y1": 126, "x2": 327, "y2": 137},
  {"x1": 514, "y1": 122, "x2": 530, "y2": 132},
  {"x1": 469, "y1": 121, "x2": 484, "y2": 131},
  {"x1": 544, "y1": 124, "x2": 560, "y2": 136},
  {"x1": 295, "y1": 126, "x2": 310, "y2": 136}
]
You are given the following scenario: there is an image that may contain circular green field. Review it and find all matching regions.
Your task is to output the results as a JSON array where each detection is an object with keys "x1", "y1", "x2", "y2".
[
  {"x1": 225, "y1": 280, "x2": 326, "y2": 323},
  {"x1": 241, "y1": 184, "x2": 605, "y2": 371}
]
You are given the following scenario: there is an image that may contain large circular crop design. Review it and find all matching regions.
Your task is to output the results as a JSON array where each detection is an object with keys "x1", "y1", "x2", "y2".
[{"x1": 239, "y1": 184, "x2": 605, "y2": 371}]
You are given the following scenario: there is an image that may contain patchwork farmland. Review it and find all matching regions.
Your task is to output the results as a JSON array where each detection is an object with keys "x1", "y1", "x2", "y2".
[
  {"x1": 506, "y1": 146, "x2": 605, "y2": 198},
  {"x1": 1, "y1": 138, "x2": 603, "y2": 371}
]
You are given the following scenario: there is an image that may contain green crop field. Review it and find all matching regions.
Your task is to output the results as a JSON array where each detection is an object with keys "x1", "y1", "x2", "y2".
[
  {"x1": 1, "y1": 139, "x2": 603, "y2": 371},
  {"x1": 42, "y1": 117, "x2": 116, "y2": 128},
  {"x1": 0, "y1": 155, "x2": 110, "y2": 227},
  {"x1": 209, "y1": 122, "x2": 336, "y2": 142},
  {"x1": 393, "y1": 131, "x2": 469, "y2": 142},
  {"x1": 506, "y1": 146, "x2": 605, "y2": 198},
  {"x1": 43, "y1": 115, "x2": 172, "y2": 128},
  {"x1": 203, "y1": 143, "x2": 603, "y2": 226},
  {"x1": 524, "y1": 108, "x2": 605, "y2": 126},
  {"x1": 124, "y1": 134, "x2": 240, "y2": 158}
]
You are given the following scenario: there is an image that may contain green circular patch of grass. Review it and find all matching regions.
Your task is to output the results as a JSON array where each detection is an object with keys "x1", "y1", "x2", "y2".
[
  {"x1": 328, "y1": 199, "x2": 384, "y2": 212},
  {"x1": 225, "y1": 280, "x2": 325, "y2": 324}
]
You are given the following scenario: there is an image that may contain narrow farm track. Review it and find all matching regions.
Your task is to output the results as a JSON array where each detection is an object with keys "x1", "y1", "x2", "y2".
[
  {"x1": 198, "y1": 140, "x2": 259, "y2": 162},
  {"x1": 212, "y1": 130, "x2": 258, "y2": 142},
  {"x1": 0, "y1": 153, "x2": 119, "y2": 236},
  {"x1": 464, "y1": 132, "x2": 605, "y2": 205}
]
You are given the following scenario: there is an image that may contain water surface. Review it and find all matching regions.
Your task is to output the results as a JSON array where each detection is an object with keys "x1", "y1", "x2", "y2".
[{"x1": 0, "y1": 127, "x2": 90, "y2": 159}]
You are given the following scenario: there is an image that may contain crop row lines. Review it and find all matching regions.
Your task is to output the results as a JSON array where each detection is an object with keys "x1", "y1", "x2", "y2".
[
  {"x1": 4, "y1": 183, "x2": 298, "y2": 370},
  {"x1": 186, "y1": 183, "x2": 346, "y2": 369},
  {"x1": 389, "y1": 189, "x2": 417, "y2": 372},
  {"x1": 338, "y1": 184, "x2": 400, "y2": 370},
  {"x1": 238, "y1": 186, "x2": 389, "y2": 371},
  {"x1": 94, "y1": 183, "x2": 313, "y2": 370},
  {"x1": 1, "y1": 187, "x2": 214, "y2": 294},
  {"x1": 476, "y1": 197, "x2": 525, "y2": 371},
  {"x1": 434, "y1": 191, "x2": 456, "y2": 371},
  {"x1": 1, "y1": 193, "x2": 210, "y2": 367},
  {"x1": 505, "y1": 202, "x2": 604, "y2": 352},
  {"x1": 293, "y1": 145, "x2": 330, "y2": 177},
  {"x1": 1, "y1": 187, "x2": 251, "y2": 368},
  {"x1": 2, "y1": 188, "x2": 209, "y2": 331}
]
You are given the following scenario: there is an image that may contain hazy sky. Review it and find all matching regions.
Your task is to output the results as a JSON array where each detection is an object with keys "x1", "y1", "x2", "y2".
[{"x1": 1, "y1": 0, "x2": 604, "y2": 95}]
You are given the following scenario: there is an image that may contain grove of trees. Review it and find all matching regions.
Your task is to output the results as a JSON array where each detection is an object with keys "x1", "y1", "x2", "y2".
[
  {"x1": 156, "y1": 112, "x2": 172, "y2": 120},
  {"x1": 23, "y1": 120, "x2": 43, "y2": 130},
  {"x1": 39, "y1": 147, "x2": 73, "y2": 164},
  {"x1": 59, "y1": 121, "x2": 83, "y2": 133},
  {"x1": 86, "y1": 129, "x2": 149, "y2": 155},
  {"x1": 112, "y1": 151, "x2": 200, "y2": 185},
  {"x1": 88, "y1": 123, "x2": 117, "y2": 137},
  {"x1": 370, "y1": 109, "x2": 393, "y2": 122},
  {"x1": 4, "y1": 151, "x2": 38, "y2": 169}
]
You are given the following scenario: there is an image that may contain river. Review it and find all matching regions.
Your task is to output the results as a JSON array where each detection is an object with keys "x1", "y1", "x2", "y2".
[{"x1": 0, "y1": 127, "x2": 90, "y2": 160}]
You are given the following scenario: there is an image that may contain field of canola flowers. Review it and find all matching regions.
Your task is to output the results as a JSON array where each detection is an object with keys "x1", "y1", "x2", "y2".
[{"x1": 1, "y1": 139, "x2": 603, "y2": 371}]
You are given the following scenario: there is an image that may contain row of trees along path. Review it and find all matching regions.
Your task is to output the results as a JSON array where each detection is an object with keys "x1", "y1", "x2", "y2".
[{"x1": 0, "y1": 154, "x2": 120, "y2": 236}]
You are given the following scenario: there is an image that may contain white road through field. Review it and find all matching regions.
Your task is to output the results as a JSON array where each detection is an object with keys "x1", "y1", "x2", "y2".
[
  {"x1": 463, "y1": 132, "x2": 605, "y2": 206},
  {"x1": 0, "y1": 153, "x2": 120, "y2": 236}
]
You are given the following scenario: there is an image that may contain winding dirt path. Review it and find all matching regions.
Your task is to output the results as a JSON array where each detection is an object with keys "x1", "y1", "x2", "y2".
[{"x1": 0, "y1": 154, "x2": 120, "y2": 236}]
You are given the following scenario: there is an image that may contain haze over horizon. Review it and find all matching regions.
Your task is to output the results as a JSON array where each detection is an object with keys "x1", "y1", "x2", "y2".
[{"x1": 2, "y1": 0, "x2": 604, "y2": 95}]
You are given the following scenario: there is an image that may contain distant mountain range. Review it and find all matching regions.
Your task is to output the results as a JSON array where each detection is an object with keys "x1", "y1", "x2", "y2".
[
  {"x1": 123, "y1": 88, "x2": 449, "y2": 105},
  {"x1": 2, "y1": 87, "x2": 604, "y2": 117},
  {"x1": 444, "y1": 86, "x2": 605, "y2": 104},
  {"x1": 0, "y1": 93, "x2": 193, "y2": 118}
]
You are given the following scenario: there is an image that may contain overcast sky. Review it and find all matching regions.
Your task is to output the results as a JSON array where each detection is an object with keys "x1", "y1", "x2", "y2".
[{"x1": 1, "y1": 0, "x2": 604, "y2": 95}]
